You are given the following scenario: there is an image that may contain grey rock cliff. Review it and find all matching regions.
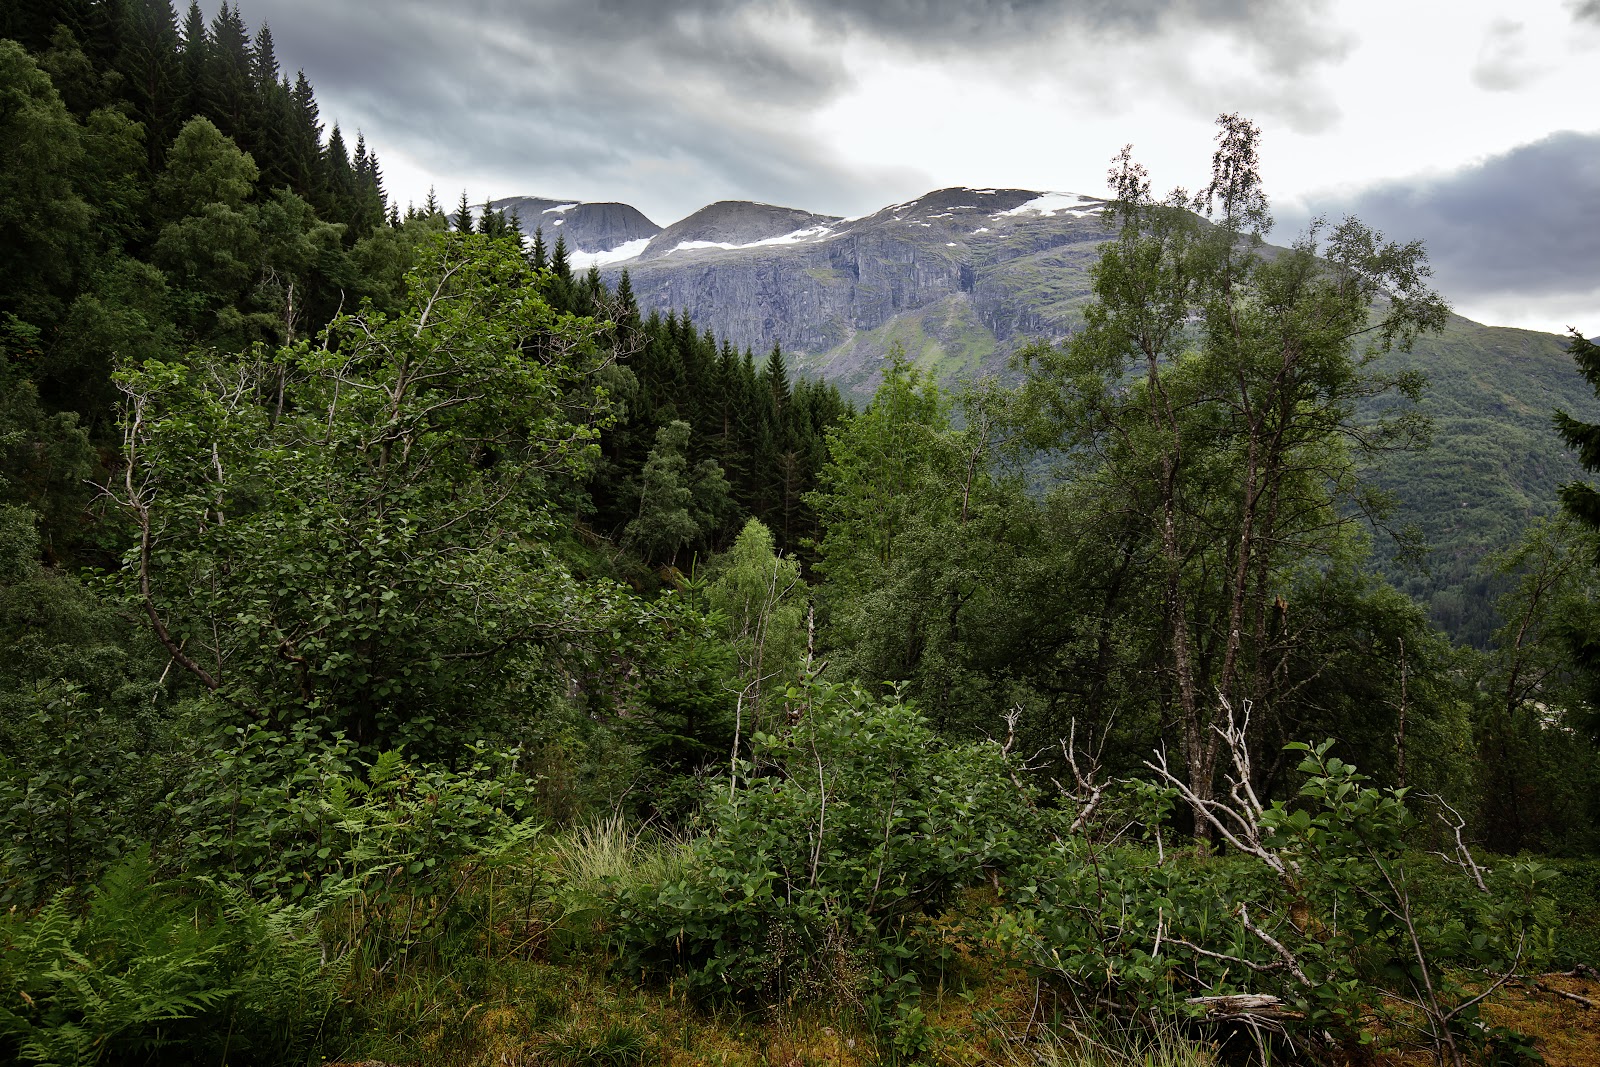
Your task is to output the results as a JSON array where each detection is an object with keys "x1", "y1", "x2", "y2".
[
  {"x1": 605, "y1": 188, "x2": 1109, "y2": 391},
  {"x1": 490, "y1": 197, "x2": 661, "y2": 252}
]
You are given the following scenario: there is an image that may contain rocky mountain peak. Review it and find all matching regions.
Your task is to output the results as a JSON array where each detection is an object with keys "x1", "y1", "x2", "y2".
[
  {"x1": 637, "y1": 200, "x2": 843, "y2": 261},
  {"x1": 489, "y1": 197, "x2": 661, "y2": 262}
]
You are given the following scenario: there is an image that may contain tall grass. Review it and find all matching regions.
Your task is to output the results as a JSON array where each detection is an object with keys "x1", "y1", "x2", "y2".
[{"x1": 990, "y1": 1016, "x2": 1220, "y2": 1067}]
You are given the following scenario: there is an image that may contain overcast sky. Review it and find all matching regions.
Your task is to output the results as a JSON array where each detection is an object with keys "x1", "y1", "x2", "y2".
[{"x1": 211, "y1": 0, "x2": 1598, "y2": 334}]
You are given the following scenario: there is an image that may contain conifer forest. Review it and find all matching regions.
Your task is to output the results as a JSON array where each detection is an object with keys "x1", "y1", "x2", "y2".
[{"x1": 3, "y1": 4, "x2": 1600, "y2": 1065}]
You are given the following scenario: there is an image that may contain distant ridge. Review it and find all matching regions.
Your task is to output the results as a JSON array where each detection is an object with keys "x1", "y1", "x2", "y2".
[
  {"x1": 488, "y1": 197, "x2": 661, "y2": 266},
  {"x1": 637, "y1": 201, "x2": 842, "y2": 261}
]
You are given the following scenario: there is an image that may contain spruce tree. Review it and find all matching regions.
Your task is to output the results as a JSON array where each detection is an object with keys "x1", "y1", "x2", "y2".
[
  {"x1": 115, "y1": 0, "x2": 183, "y2": 167},
  {"x1": 1557, "y1": 331, "x2": 1600, "y2": 534},
  {"x1": 203, "y1": 3, "x2": 252, "y2": 140},
  {"x1": 453, "y1": 189, "x2": 473, "y2": 233},
  {"x1": 286, "y1": 70, "x2": 322, "y2": 198},
  {"x1": 348, "y1": 133, "x2": 386, "y2": 237},
  {"x1": 250, "y1": 22, "x2": 277, "y2": 87},
  {"x1": 616, "y1": 269, "x2": 638, "y2": 322},
  {"x1": 530, "y1": 226, "x2": 547, "y2": 270},
  {"x1": 550, "y1": 233, "x2": 571, "y2": 281},
  {"x1": 178, "y1": 0, "x2": 207, "y2": 118},
  {"x1": 763, "y1": 343, "x2": 792, "y2": 426}
]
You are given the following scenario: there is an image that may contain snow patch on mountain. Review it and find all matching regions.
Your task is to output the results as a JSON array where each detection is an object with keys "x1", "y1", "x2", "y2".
[
  {"x1": 669, "y1": 224, "x2": 837, "y2": 256},
  {"x1": 568, "y1": 238, "x2": 652, "y2": 269},
  {"x1": 996, "y1": 192, "x2": 1104, "y2": 219}
]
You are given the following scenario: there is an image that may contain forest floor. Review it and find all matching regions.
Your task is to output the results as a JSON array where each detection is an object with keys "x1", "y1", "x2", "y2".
[
  {"x1": 319, "y1": 957, "x2": 1600, "y2": 1066},
  {"x1": 1484, "y1": 971, "x2": 1600, "y2": 1067}
]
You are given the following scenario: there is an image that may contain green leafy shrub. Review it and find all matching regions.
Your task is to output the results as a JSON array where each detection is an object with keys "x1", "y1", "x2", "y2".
[
  {"x1": 610, "y1": 678, "x2": 1035, "y2": 1005},
  {"x1": 997, "y1": 735, "x2": 1555, "y2": 1064},
  {"x1": 0, "y1": 683, "x2": 180, "y2": 904},
  {"x1": 1537, "y1": 858, "x2": 1600, "y2": 970},
  {"x1": 167, "y1": 719, "x2": 541, "y2": 902}
]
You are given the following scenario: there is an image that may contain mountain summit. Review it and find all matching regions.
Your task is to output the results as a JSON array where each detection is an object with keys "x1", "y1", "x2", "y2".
[{"x1": 489, "y1": 197, "x2": 661, "y2": 266}]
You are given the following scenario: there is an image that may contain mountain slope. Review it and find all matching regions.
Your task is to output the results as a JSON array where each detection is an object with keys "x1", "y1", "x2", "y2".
[
  {"x1": 490, "y1": 196, "x2": 661, "y2": 262},
  {"x1": 566, "y1": 185, "x2": 1597, "y2": 641}
]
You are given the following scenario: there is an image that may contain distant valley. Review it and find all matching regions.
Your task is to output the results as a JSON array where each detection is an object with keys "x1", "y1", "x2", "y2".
[{"x1": 490, "y1": 190, "x2": 1600, "y2": 644}]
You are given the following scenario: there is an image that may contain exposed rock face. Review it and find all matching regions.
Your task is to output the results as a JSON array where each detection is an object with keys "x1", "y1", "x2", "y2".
[
  {"x1": 606, "y1": 188, "x2": 1110, "y2": 391},
  {"x1": 490, "y1": 196, "x2": 661, "y2": 253}
]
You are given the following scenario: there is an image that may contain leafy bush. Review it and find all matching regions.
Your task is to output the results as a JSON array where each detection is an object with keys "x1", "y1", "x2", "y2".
[
  {"x1": 997, "y1": 736, "x2": 1555, "y2": 1064},
  {"x1": 610, "y1": 678, "x2": 1035, "y2": 1004},
  {"x1": 1538, "y1": 858, "x2": 1600, "y2": 970},
  {"x1": 0, "y1": 683, "x2": 181, "y2": 904},
  {"x1": 167, "y1": 719, "x2": 541, "y2": 902}
]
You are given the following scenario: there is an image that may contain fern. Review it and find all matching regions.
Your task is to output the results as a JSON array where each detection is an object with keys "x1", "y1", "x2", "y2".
[{"x1": 0, "y1": 853, "x2": 352, "y2": 1066}]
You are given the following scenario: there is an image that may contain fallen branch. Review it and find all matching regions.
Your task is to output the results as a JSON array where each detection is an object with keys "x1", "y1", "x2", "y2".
[
  {"x1": 1531, "y1": 980, "x2": 1596, "y2": 1010},
  {"x1": 1185, "y1": 993, "x2": 1303, "y2": 1021}
]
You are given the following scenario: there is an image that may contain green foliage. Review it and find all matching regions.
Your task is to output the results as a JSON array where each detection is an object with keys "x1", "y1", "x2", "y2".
[
  {"x1": 1472, "y1": 516, "x2": 1600, "y2": 852},
  {"x1": 611, "y1": 678, "x2": 1032, "y2": 1004},
  {"x1": 704, "y1": 518, "x2": 807, "y2": 744},
  {"x1": 999, "y1": 739, "x2": 1554, "y2": 1061},
  {"x1": 0, "y1": 851, "x2": 351, "y2": 1067},
  {"x1": 0, "y1": 360, "x2": 95, "y2": 554},
  {"x1": 166, "y1": 719, "x2": 541, "y2": 903},
  {"x1": 0, "y1": 40, "x2": 93, "y2": 329},
  {"x1": 0, "y1": 682, "x2": 177, "y2": 905},
  {"x1": 623, "y1": 420, "x2": 731, "y2": 566},
  {"x1": 113, "y1": 233, "x2": 632, "y2": 750},
  {"x1": 1538, "y1": 858, "x2": 1600, "y2": 970}
]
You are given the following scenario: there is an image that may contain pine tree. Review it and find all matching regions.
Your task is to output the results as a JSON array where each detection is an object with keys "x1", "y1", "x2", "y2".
[
  {"x1": 550, "y1": 233, "x2": 570, "y2": 281},
  {"x1": 453, "y1": 189, "x2": 473, "y2": 233},
  {"x1": 115, "y1": 0, "x2": 183, "y2": 167},
  {"x1": 530, "y1": 226, "x2": 547, "y2": 270},
  {"x1": 203, "y1": 3, "x2": 252, "y2": 141},
  {"x1": 423, "y1": 185, "x2": 441, "y2": 218}
]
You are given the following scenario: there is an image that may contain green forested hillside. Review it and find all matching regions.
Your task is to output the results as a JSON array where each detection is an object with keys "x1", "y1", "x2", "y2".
[
  {"x1": 4, "y1": 14, "x2": 1600, "y2": 1067},
  {"x1": 1372, "y1": 317, "x2": 1598, "y2": 646}
]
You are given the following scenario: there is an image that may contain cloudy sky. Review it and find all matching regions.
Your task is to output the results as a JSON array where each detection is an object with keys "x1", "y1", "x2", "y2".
[{"x1": 212, "y1": 0, "x2": 1598, "y2": 334}]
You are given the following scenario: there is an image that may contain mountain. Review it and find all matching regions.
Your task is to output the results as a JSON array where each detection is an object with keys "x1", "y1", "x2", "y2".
[
  {"x1": 489, "y1": 196, "x2": 661, "y2": 266},
  {"x1": 636, "y1": 200, "x2": 842, "y2": 260},
  {"x1": 610, "y1": 187, "x2": 1108, "y2": 389},
  {"x1": 508, "y1": 185, "x2": 1593, "y2": 643}
]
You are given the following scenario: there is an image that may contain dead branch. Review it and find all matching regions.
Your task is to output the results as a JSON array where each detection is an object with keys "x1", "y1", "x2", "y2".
[
  {"x1": 1428, "y1": 794, "x2": 1489, "y2": 893},
  {"x1": 1145, "y1": 697, "x2": 1298, "y2": 883}
]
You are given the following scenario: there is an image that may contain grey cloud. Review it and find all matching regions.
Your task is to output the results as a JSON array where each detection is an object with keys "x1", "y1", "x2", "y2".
[
  {"x1": 1283, "y1": 132, "x2": 1600, "y2": 302},
  {"x1": 215, "y1": 0, "x2": 1342, "y2": 219},
  {"x1": 1471, "y1": 19, "x2": 1536, "y2": 92},
  {"x1": 1574, "y1": 1, "x2": 1600, "y2": 23}
]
